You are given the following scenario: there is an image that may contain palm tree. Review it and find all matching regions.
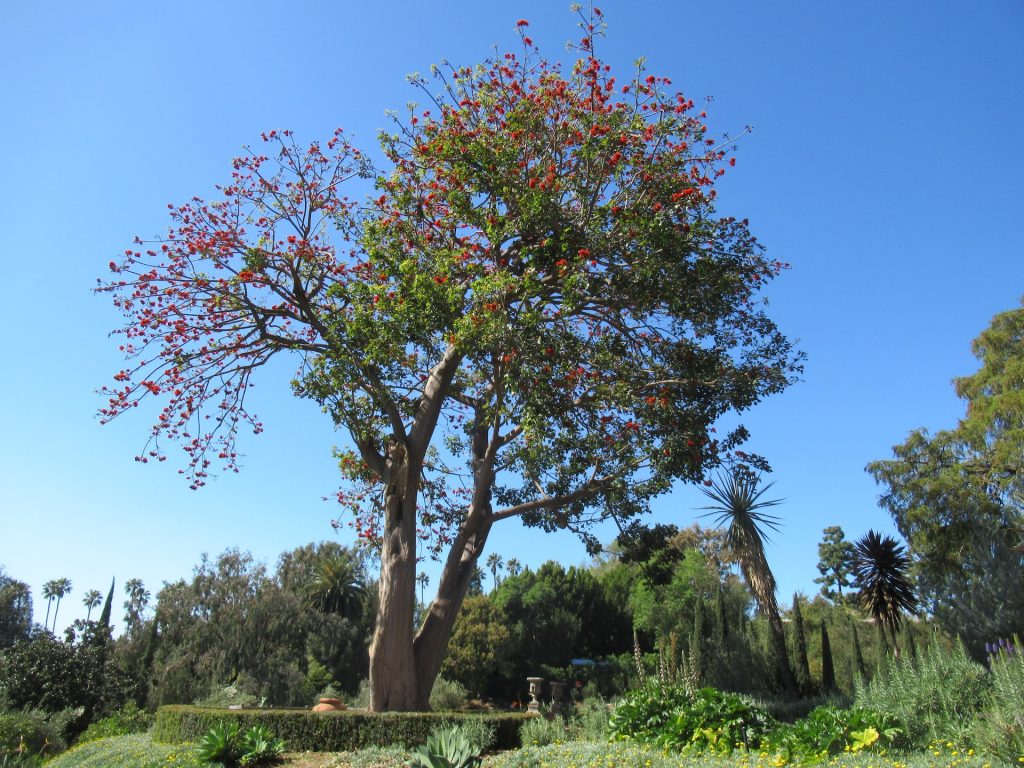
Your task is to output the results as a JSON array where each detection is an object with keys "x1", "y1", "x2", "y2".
[
  {"x1": 82, "y1": 589, "x2": 102, "y2": 621},
  {"x1": 852, "y1": 530, "x2": 918, "y2": 656},
  {"x1": 306, "y1": 554, "x2": 367, "y2": 619},
  {"x1": 41, "y1": 580, "x2": 58, "y2": 632},
  {"x1": 701, "y1": 471, "x2": 797, "y2": 695},
  {"x1": 506, "y1": 558, "x2": 522, "y2": 578},
  {"x1": 50, "y1": 578, "x2": 72, "y2": 633},
  {"x1": 486, "y1": 553, "x2": 504, "y2": 593},
  {"x1": 123, "y1": 578, "x2": 151, "y2": 637},
  {"x1": 416, "y1": 572, "x2": 430, "y2": 606}
]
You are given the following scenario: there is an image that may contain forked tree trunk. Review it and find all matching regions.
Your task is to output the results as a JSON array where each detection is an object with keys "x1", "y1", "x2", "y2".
[{"x1": 368, "y1": 398, "x2": 496, "y2": 711}]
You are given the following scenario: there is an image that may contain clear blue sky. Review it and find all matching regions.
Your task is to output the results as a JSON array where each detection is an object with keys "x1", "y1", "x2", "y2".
[{"x1": 1, "y1": 1, "x2": 1021, "y2": 636}]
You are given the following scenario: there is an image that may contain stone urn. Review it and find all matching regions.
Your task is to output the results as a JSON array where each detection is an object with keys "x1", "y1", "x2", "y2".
[
  {"x1": 526, "y1": 677, "x2": 544, "y2": 714},
  {"x1": 312, "y1": 697, "x2": 346, "y2": 712}
]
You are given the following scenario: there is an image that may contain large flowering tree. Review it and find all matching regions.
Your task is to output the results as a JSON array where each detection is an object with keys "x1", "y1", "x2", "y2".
[{"x1": 100, "y1": 10, "x2": 802, "y2": 710}]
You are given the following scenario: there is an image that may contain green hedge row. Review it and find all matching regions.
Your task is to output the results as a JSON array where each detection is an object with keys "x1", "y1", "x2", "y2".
[{"x1": 153, "y1": 705, "x2": 530, "y2": 751}]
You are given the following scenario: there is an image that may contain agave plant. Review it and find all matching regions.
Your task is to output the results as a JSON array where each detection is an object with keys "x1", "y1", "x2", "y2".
[
  {"x1": 406, "y1": 725, "x2": 482, "y2": 768},
  {"x1": 852, "y1": 530, "x2": 918, "y2": 655}
]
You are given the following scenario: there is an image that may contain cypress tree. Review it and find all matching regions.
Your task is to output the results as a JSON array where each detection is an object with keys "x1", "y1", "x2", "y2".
[
  {"x1": 790, "y1": 593, "x2": 813, "y2": 693},
  {"x1": 690, "y1": 595, "x2": 707, "y2": 685},
  {"x1": 851, "y1": 619, "x2": 867, "y2": 681},
  {"x1": 820, "y1": 622, "x2": 836, "y2": 692},
  {"x1": 713, "y1": 587, "x2": 728, "y2": 645},
  {"x1": 98, "y1": 577, "x2": 115, "y2": 630}
]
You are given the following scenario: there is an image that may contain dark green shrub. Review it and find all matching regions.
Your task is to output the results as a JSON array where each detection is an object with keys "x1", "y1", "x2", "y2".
[
  {"x1": 0, "y1": 711, "x2": 65, "y2": 759},
  {"x1": 428, "y1": 678, "x2": 468, "y2": 711},
  {"x1": 765, "y1": 706, "x2": 903, "y2": 763},
  {"x1": 0, "y1": 635, "x2": 82, "y2": 713},
  {"x1": 153, "y1": 705, "x2": 527, "y2": 751},
  {"x1": 76, "y1": 703, "x2": 154, "y2": 744}
]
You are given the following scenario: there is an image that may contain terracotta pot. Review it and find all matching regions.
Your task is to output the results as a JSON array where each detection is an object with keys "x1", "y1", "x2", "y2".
[{"x1": 312, "y1": 697, "x2": 345, "y2": 712}]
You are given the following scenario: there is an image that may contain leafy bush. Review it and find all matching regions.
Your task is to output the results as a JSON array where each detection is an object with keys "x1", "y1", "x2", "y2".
[
  {"x1": 765, "y1": 706, "x2": 903, "y2": 763},
  {"x1": 0, "y1": 635, "x2": 82, "y2": 713},
  {"x1": 854, "y1": 636, "x2": 990, "y2": 748},
  {"x1": 154, "y1": 705, "x2": 527, "y2": 751},
  {"x1": 970, "y1": 639, "x2": 1024, "y2": 763},
  {"x1": 407, "y1": 725, "x2": 482, "y2": 768},
  {"x1": 0, "y1": 711, "x2": 65, "y2": 759},
  {"x1": 609, "y1": 683, "x2": 775, "y2": 753},
  {"x1": 44, "y1": 733, "x2": 208, "y2": 768},
  {"x1": 607, "y1": 681, "x2": 693, "y2": 743},
  {"x1": 657, "y1": 687, "x2": 775, "y2": 753},
  {"x1": 76, "y1": 702, "x2": 153, "y2": 744},
  {"x1": 428, "y1": 678, "x2": 468, "y2": 712}
]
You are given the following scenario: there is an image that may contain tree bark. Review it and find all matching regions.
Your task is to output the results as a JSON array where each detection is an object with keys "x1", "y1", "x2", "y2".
[
  {"x1": 413, "y1": 507, "x2": 493, "y2": 708},
  {"x1": 765, "y1": 607, "x2": 798, "y2": 696},
  {"x1": 368, "y1": 440, "x2": 421, "y2": 711}
]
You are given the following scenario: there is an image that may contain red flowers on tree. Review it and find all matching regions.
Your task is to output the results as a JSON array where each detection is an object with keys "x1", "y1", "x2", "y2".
[{"x1": 99, "y1": 7, "x2": 801, "y2": 711}]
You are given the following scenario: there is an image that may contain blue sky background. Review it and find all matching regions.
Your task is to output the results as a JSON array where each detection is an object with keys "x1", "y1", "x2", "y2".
[{"x1": 1, "y1": 1, "x2": 1021, "y2": 636}]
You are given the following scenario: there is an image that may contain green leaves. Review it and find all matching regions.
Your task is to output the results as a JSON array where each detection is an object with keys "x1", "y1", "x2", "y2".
[
  {"x1": 406, "y1": 725, "x2": 482, "y2": 768},
  {"x1": 196, "y1": 722, "x2": 285, "y2": 768}
]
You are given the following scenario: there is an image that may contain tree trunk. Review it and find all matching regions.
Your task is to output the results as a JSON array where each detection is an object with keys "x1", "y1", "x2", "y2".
[
  {"x1": 765, "y1": 604, "x2": 798, "y2": 696},
  {"x1": 368, "y1": 441, "x2": 421, "y2": 711},
  {"x1": 413, "y1": 508, "x2": 493, "y2": 708}
]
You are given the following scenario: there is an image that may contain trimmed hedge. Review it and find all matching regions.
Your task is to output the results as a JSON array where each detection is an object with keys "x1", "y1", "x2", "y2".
[{"x1": 153, "y1": 705, "x2": 530, "y2": 751}]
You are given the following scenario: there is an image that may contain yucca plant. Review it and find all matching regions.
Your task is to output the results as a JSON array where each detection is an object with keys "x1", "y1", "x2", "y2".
[
  {"x1": 700, "y1": 471, "x2": 797, "y2": 695},
  {"x1": 851, "y1": 530, "x2": 917, "y2": 655}
]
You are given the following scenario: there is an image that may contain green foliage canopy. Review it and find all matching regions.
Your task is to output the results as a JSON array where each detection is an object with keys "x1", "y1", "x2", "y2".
[{"x1": 867, "y1": 301, "x2": 1024, "y2": 655}]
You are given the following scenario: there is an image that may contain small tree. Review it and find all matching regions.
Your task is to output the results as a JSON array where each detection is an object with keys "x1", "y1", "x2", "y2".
[
  {"x1": 99, "y1": 9, "x2": 801, "y2": 710},
  {"x1": 790, "y1": 593, "x2": 812, "y2": 694},
  {"x1": 820, "y1": 622, "x2": 836, "y2": 692},
  {"x1": 814, "y1": 526, "x2": 854, "y2": 602},
  {"x1": 700, "y1": 472, "x2": 797, "y2": 695},
  {"x1": 852, "y1": 530, "x2": 917, "y2": 656}
]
